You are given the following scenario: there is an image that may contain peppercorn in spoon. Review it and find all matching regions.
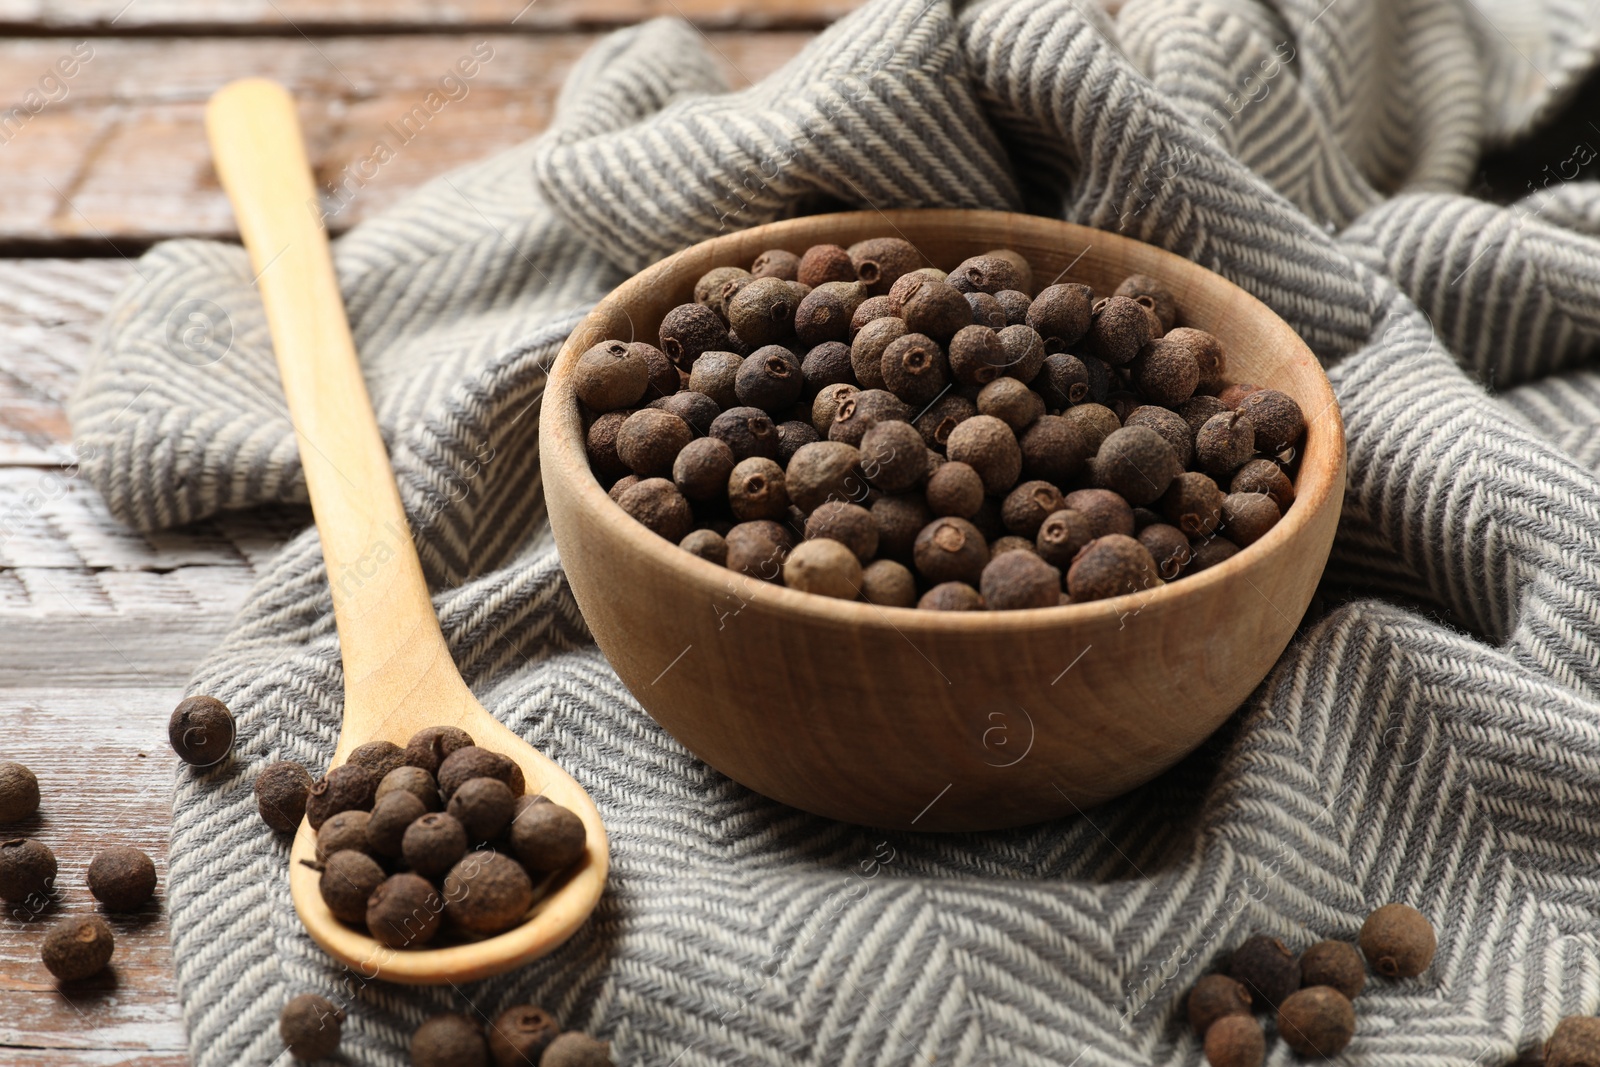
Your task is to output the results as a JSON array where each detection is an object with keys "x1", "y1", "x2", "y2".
[{"x1": 205, "y1": 79, "x2": 608, "y2": 983}]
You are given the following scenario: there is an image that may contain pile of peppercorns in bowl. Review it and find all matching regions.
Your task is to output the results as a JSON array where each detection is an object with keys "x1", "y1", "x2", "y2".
[{"x1": 576, "y1": 238, "x2": 1305, "y2": 609}]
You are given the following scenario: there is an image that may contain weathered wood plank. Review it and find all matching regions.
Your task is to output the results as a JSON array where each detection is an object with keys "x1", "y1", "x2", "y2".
[
  {"x1": 0, "y1": 260, "x2": 128, "y2": 466},
  {"x1": 0, "y1": 0, "x2": 855, "y2": 31},
  {"x1": 0, "y1": 32, "x2": 810, "y2": 246},
  {"x1": 0, "y1": 687, "x2": 188, "y2": 1058}
]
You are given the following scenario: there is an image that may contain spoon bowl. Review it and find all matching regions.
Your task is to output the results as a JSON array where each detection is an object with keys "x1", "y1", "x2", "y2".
[{"x1": 207, "y1": 78, "x2": 608, "y2": 984}]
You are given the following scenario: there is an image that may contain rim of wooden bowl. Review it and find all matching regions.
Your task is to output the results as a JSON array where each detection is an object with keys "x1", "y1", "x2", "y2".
[{"x1": 542, "y1": 209, "x2": 1344, "y2": 633}]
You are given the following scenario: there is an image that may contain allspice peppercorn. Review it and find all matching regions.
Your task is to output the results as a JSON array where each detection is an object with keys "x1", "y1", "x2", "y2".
[
  {"x1": 1180, "y1": 394, "x2": 1230, "y2": 435},
  {"x1": 1546, "y1": 1017, "x2": 1600, "y2": 1067},
  {"x1": 990, "y1": 536, "x2": 1034, "y2": 557},
  {"x1": 849, "y1": 237, "x2": 922, "y2": 294},
  {"x1": 438, "y1": 746, "x2": 524, "y2": 799},
  {"x1": 802, "y1": 340, "x2": 854, "y2": 392},
  {"x1": 1017, "y1": 416, "x2": 1091, "y2": 486},
  {"x1": 1002, "y1": 481, "x2": 1066, "y2": 538},
  {"x1": 993, "y1": 289, "x2": 1032, "y2": 326},
  {"x1": 448, "y1": 776, "x2": 517, "y2": 842},
  {"x1": 980, "y1": 551, "x2": 1061, "y2": 610},
  {"x1": 1187, "y1": 973, "x2": 1252, "y2": 1035},
  {"x1": 168, "y1": 694, "x2": 235, "y2": 767},
  {"x1": 784, "y1": 538, "x2": 862, "y2": 599},
  {"x1": 871, "y1": 495, "x2": 932, "y2": 558},
  {"x1": 305, "y1": 763, "x2": 377, "y2": 831},
  {"x1": 412, "y1": 1013, "x2": 490, "y2": 1067},
  {"x1": 41, "y1": 914, "x2": 115, "y2": 982},
  {"x1": 509, "y1": 798, "x2": 587, "y2": 873},
  {"x1": 798, "y1": 244, "x2": 856, "y2": 288},
  {"x1": 1026, "y1": 284, "x2": 1093, "y2": 352},
  {"x1": 725, "y1": 520, "x2": 792, "y2": 581},
  {"x1": 0, "y1": 761, "x2": 39, "y2": 822},
  {"x1": 805, "y1": 501, "x2": 878, "y2": 562},
  {"x1": 1124, "y1": 405, "x2": 1194, "y2": 468},
  {"x1": 1299, "y1": 940, "x2": 1366, "y2": 1000},
  {"x1": 1218, "y1": 382, "x2": 1262, "y2": 409},
  {"x1": 1359, "y1": 902, "x2": 1435, "y2": 978},
  {"x1": 1277, "y1": 986, "x2": 1355, "y2": 1057},
  {"x1": 1092, "y1": 426, "x2": 1182, "y2": 507},
  {"x1": 1036, "y1": 509, "x2": 1093, "y2": 569},
  {"x1": 994, "y1": 324, "x2": 1047, "y2": 382},
  {"x1": 405, "y1": 725, "x2": 474, "y2": 777},
  {"x1": 1231, "y1": 458, "x2": 1294, "y2": 512},
  {"x1": 542, "y1": 1032, "x2": 614, "y2": 1067},
  {"x1": 1195, "y1": 411, "x2": 1257, "y2": 478},
  {"x1": 366, "y1": 872, "x2": 442, "y2": 949},
  {"x1": 1114, "y1": 274, "x2": 1179, "y2": 332},
  {"x1": 0, "y1": 837, "x2": 55, "y2": 901},
  {"x1": 913, "y1": 517, "x2": 990, "y2": 586},
  {"x1": 254, "y1": 761, "x2": 314, "y2": 832},
  {"x1": 1228, "y1": 935, "x2": 1300, "y2": 1007},
  {"x1": 1204, "y1": 1014, "x2": 1265, "y2": 1067},
  {"x1": 966, "y1": 291, "x2": 1007, "y2": 329},
  {"x1": 927, "y1": 461, "x2": 985, "y2": 518},
  {"x1": 850, "y1": 316, "x2": 905, "y2": 390},
  {"x1": 1165, "y1": 327, "x2": 1226, "y2": 392},
  {"x1": 585, "y1": 410, "x2": 632, "y2": 481},
  {"x1": 901, "y1": 277, "x2": 972, "y2": 342},
  {"x1": 697, "y1": 264, "x2": 751, "y2": 304},
  {"x1": 860, "y1": 419, "x2": 927, "y2": 493},
  {"x1": 279, "y1": 993, "x2": 342, "y2": 1061},
  {"x1": 1235, "y1": 388, "x2": 1306, "y2": 454},
  {"x1": 1131, "y1": 338, "x2": 1200, "y2": 408},
  {"x1": 1064, "y1": 488, "x2": 1135, "y2": 539},
  {"x1": 735, "y1": 345, "x2": 804, "y2": 411},
  {"x1": 673, "y1": 437, "x2": 737, "y2": 502},
  {"x1": 687, "y1": 350, "x2": 742, "y2": 409},
  {"x1": 377, "y1": 765, "x2": 440, "y2": 811},
  {"x1": 728, "y1": 277, "x2": 799, "y2": 347},
  {"x1": 348, "y1": 740, "x2": 409, "y2": 784},
  {"x1": 1065, "y1": 534, "x2": 1159, "y2": 602},
  {"x1": 728, "y1": 457, "x2": 790, "y2": 521},
  {"x1": 444, "y1": 852, "x2": 535, "y2": 936},
  {"x1": 812, "y1": 382, "x2": 861, "y2": 435},
  {"x1": 946, "y1": 324, "x2": 1006, "y2": 387},
  {"x1": 316, "y1": 810, "x2": 372, "y2": 862},
  {"x1": 794, "y1": 283, "x2": 863, "y2": 348},
  {"x1": 829, "y1": 389, "x2": 911, "y2": 448},
  {"x1": 1162, "y1": 472, "x2": 1225, "y2": 537},
  {"x1": 1083, "y1": 295, "x2": 1152, "y2": 365},
  {"x1": 786, "y1": 441, "x2": 864, "y2": 512},
  {"x1": 658, "y1": 302, "x2": 729, "y2": 369},
  {"x1": 573, "y1": 340, "x2": 648, "y2": 412},
  {"x1": 1061, "y1": 404, "x2": 1121, "y2": 452},
  {"x1": 711, "y1": 406, "x2": 781, "y2": 461},
  {"x1": 1033, "y1": 353, "x2": 1091, "y2": 409},
  {"x1": 977, "y1": 378, "x2": 1046, "y2": 434},
  {"x1": 366, "y1": 790, "x2": 427, "y2": 858},
  {"x1": 1188, "y1": 537, "x2": 1240, "y2": 572},
  {"x1": 489, "y1": 1004, "x2": 562, "y2": 1067},
  {"x1": 861, "y1": 559, "x2": 917, "y2": 607},
  {"x1": 948, "y1": 254, "x2": 1025, "y2": 295},
  {"x1": 850, "y1": 295, "x2": 895, "y2": 337},
  {"x1": 319, "y1": 849, "x2": 385, "y2": 925},
  {"x1": 616, "y1": 409, "x2": 693, "y2": 477},
  {"x1": 617, "y1": 478, "x2": 694, "y2": 543},
  {"x1": 1221, "y1": 493, "x2": 1281, "y2": 547},
  {"x1": 750, "y1": 248, "x2": 799, "y2": 281},
  {"x1": 777, "y1": 421, "x2": 820, "y2": 466},
  {"x1": 403, "y1": 812, "x2": 469, "y2": 879},
  {"x1": 86, "y1": 846, "x2": 157, "y2": 911},
  {"x1": 880, "y1": 332, "x2": 949, "y2": 406},
  {"x1": 917, "y1": 582, "x2": 986, "y2": 611},
  {"x1": 1138, "y1": 524, "x2": 1191, "y2": 579},
  {"x1": 945, "y1": 415, "x2": 1021, "y2": 495},
  {"x1": 680, "y1": 529, "x2": 728, "y2": 566}
]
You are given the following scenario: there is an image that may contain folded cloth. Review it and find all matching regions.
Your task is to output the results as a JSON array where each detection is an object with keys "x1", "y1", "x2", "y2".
[{"x1": 67, "y1": 0, "x2": 1600, "y2": 1062}]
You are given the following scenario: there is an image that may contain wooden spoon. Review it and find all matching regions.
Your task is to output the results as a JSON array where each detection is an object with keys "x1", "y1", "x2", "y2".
[{"x1": 205, "y1": 78, "x2": 608, "y2": 984}]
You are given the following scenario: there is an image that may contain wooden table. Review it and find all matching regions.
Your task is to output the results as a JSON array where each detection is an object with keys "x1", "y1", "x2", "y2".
[{"x1": 0, "y1": 4, "x2": 831, "y2": 1061}]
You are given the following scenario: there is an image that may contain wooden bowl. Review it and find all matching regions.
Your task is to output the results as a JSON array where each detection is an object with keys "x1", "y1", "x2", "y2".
[{"x1": 539, "y1": 210, "x2": 1344, "y2": 831}]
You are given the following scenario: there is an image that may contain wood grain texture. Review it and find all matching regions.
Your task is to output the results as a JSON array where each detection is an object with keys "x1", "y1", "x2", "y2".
[
  {"x1": 0, "y1": 687, "x2": 190, "y2": 1062},
  {"x1": 0, "y1": 0, "x2": 856, "y2": 31},
  {"x1": 541, "y1": 209, "x2": 1346, "y2": 831},
  {"x1": 0, "y1": 32, "x2": 809, "y2": 246}
]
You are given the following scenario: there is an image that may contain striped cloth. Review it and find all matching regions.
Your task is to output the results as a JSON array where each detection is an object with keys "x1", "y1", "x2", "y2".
[{"x1": 66, "y1": 0, "x2": 1600, "y2": 1062}]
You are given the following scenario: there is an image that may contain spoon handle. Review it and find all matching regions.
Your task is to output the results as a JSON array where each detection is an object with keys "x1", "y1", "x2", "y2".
[{"x1": 206, "y1": 79, "x2": 451, "y2": 735}]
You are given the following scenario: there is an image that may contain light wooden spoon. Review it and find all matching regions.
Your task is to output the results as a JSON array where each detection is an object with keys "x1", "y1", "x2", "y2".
[{"x1": 206, "y1": 78, "x2": 608, "y2": 984}]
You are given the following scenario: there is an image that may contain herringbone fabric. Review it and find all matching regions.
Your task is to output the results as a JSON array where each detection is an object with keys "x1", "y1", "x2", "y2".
[{"x1": 65, "y1": 0, "x2": 1600, "y2": 1062}]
